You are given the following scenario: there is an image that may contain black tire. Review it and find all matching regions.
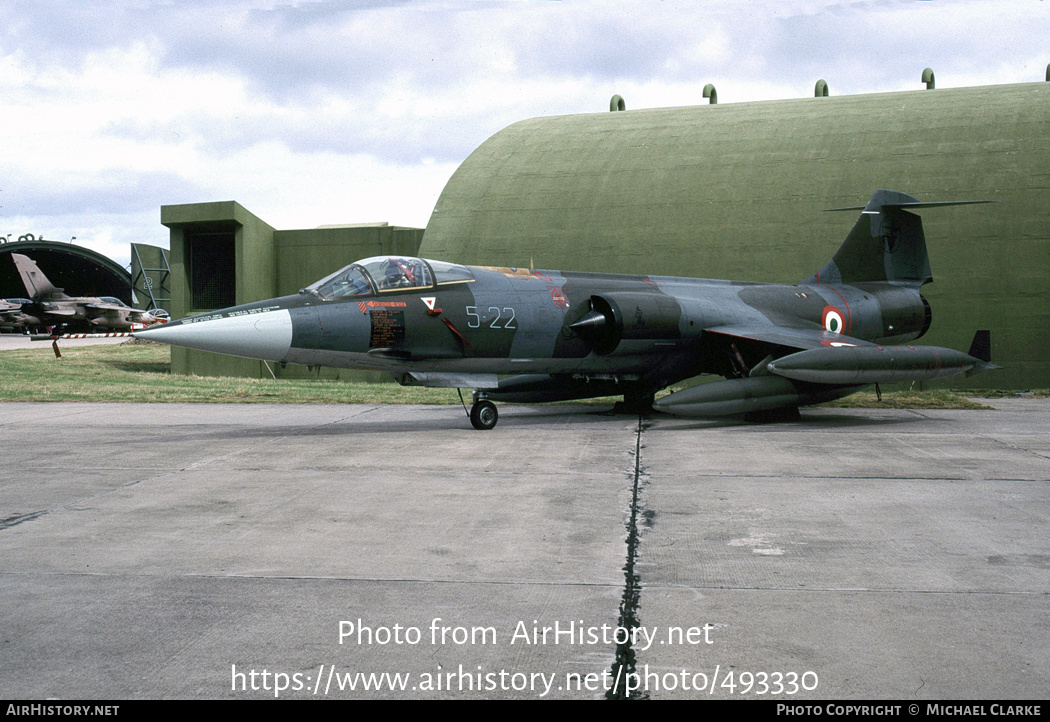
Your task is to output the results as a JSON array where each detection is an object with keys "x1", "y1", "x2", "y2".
[{"x1": 470, "y1": 400, "x2": 498, "y2": 430}]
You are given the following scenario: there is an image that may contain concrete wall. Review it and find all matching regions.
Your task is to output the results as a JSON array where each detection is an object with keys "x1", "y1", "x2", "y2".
[
  {"x1": 274, "y1": 225, "x2": 424, "y2": 296},
  {"x1": 420, "y1": 82, "x2": 1050, "y2": 389},
  {"x1": 161, "y1": 202, "x2": 423, "y2": 378},
  {"x1": 163, "y1": 201, "x2": 274, "y2": 378}
]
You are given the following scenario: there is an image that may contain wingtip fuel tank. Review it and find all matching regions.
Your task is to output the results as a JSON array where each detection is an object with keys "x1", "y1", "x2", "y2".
[
  {"x1": 765, "y1": 344, "x2": 994, "y2": 385},
  {"x1": 651, "y1": 376, "x2": 865, "y2": 418}
]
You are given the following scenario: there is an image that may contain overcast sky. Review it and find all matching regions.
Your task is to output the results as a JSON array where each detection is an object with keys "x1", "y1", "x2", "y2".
[{"x1": 2, "y1": 0, "x2": 1048, "y2": 267}]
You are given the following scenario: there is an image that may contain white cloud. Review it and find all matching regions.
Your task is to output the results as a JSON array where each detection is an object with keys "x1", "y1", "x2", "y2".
[{"x1": 1, "y1": 0, "x2": 1048, "y2": 269}]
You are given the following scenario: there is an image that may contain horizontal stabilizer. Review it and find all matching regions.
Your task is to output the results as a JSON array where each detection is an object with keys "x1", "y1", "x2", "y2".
[
  {"x1": 806, "y1": 190, "x2": 998, "y2": 287},
  {"x1": 825, "y1": 199, "x2": 999, "y2": 212}
]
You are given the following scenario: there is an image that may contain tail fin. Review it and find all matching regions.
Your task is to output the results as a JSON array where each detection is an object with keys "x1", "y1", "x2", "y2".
[
  {"x1": 804, "y1": 190, "x2": 995, "y2": 287},
  {"x1": 10, "y1": 253, "x2": 67, "y2": 300}
]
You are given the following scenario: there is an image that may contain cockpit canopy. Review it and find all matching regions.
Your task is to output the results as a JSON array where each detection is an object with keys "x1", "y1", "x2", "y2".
[
  {"x1": 97, "y1": 296, "x2": 130, "y2": 307},
  {"x1": 305, "y1": 256, "x2": 474, "y2": 298}
]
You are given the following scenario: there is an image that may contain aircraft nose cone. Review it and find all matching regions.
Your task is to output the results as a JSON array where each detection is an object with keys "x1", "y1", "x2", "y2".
[{"x1": 134, "y1": 308, "x2": 293, "y2": 362}]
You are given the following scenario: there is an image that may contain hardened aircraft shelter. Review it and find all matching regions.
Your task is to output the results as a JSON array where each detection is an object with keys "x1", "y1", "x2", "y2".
[
  {"x1": 420, "y1": 80, "x2": 1050, "y2": 389},
  {"x1": 164, "y1": 76, "x2": 1050, "y2": 387}
]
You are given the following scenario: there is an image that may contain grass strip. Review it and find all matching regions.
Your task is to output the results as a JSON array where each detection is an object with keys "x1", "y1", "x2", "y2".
[
  {"x1": 0, "y1": 341, "x2": 1037, "y2": 408},
  {"x1": 0, "y1": 342, "x2": 458, "y2": 404}
]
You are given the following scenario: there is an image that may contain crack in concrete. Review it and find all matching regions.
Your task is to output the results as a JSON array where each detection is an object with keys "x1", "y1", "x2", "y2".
[
  {"x1": 0, "y1": 510, "x2": 48, "y2": 530},
  {"x1": 606, "y1": 415, "x2": 649, "y2": 700}
]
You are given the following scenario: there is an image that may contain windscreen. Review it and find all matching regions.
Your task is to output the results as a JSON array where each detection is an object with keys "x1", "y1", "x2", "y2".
[
  {"x1": 307, "y1": 257, "x2": 471, "y2": 298},
  {"x1": 309, "y1": 265, "x2": 373, "y2": 298}
]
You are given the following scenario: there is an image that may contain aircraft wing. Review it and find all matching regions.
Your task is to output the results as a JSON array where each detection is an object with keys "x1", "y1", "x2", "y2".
[
  {"x1": 706, "y1": 324, "x2": 992, "y2": 384},
  {"x1": 654, "y1": 321, "x2": 994, "y2": 418},
  {"x1": 705, "y1": 324, "x2": 875, "y2": 352},
  {"x1": 85, "y1": 304, "x2": 130, "y2": 319}
]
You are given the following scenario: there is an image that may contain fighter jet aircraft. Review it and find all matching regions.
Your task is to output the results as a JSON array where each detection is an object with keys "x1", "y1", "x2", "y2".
[
  {"x1": 135, "y1": 190, "x2": 999, "y2": 429},
  {"x1": 0, "y1": 298, "x2": 37, "y2": 332},
  {"x1": 9, "y1": 253, "x2": 161, "y2": 333}
]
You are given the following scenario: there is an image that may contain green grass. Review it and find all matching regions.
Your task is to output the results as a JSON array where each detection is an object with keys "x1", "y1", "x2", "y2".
[
  {"x1": 960, "y1": 388, "x2": 1050, "y2": 398},
  {"x1": 817, "y1": 389, "x2": 993, "y2": 410},
  {"x1": 0, "y1": 341, "x2": 460, "y2": 404},
  {"x1": 0, "y1": 341, "x2": 1038, "y2": 408}
]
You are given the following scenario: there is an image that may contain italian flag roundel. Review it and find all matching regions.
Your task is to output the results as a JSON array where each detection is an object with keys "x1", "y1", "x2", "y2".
[{"x1": 822, "y1": 306, "x2": 845, "y2": 334}]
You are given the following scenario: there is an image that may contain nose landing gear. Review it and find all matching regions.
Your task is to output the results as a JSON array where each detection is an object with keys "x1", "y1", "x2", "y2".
[
  {"x1": 458, "y1": 389, "x2": 499, "y2": 430},
  {"x1": 469, "y1": 399, "x2": 499, "y2": 430}
]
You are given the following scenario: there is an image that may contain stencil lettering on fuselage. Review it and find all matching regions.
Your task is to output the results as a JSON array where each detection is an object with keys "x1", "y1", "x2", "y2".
[{"x1": 369, "y1": 309, "x2": 405, "y2": 348}]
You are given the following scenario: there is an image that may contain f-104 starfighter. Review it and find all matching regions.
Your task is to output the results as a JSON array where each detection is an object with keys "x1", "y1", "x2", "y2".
[{"x1": 135, "y1": 190, "x2": 998, "y2": 429}]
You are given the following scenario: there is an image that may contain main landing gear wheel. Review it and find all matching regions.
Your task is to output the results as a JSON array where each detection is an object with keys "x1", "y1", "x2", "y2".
[
  {"x1": 470, "y1": 400, "x2": 499, "y2": 430},
  {"x1": 613, "y1": 388, "x2": 655, "y2": 415}
]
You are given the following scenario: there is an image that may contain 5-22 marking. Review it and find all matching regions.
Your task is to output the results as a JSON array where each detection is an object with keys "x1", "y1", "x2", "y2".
[{"x1": 466, "y1": 305, "x2": 517, "y2": 330}]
